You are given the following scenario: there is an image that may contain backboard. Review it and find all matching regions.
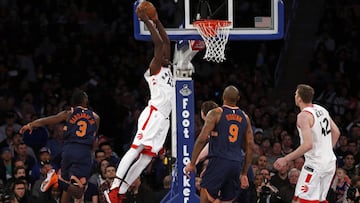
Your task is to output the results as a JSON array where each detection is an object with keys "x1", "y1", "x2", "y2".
[{"x1": 134, "y1": 0, "x2": 284, "y2": 41}]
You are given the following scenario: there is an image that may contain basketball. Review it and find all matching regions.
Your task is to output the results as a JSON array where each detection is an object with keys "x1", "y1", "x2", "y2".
[{"x1": 136, "y1": 1, "x2": 157, "y2": 21}]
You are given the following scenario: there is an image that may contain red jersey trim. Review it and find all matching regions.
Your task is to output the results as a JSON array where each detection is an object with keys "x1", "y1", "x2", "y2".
[
  {"x1": 141, "y1": 105, "x2": 158, "y2": 130},
  {"x1": 131, "y1": 144, "x2": 156, "y2": 157}
]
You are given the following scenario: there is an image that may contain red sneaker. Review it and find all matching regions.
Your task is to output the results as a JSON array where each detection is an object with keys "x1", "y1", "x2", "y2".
[{"x1": 105, "y1": 187, "x2": 126, "y2": 203}]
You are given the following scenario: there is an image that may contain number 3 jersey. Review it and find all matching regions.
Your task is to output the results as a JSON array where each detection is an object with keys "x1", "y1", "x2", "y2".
[
  {"x1": 208, "y1": 106, "x2": 247, "y2": 162},
  {"x1": 299, "y1": 104, "x2": 336, "y2": 171},
  {"x1": 144, "y1": 67, "x2": 175, "y2": 117},
  {"x1": 64, "y1": 107, "x2": 97, "y2": 146}
]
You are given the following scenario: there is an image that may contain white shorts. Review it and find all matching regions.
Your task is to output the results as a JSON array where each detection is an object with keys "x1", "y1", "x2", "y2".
[
  {"x1": 132, "y1": 105, "x2": 170, "y2": 156},
  {"x1": 295, "y1": 161, "x2": 336, "y2": 202}
]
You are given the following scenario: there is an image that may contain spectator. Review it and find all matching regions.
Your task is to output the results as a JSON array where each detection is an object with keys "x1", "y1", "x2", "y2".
[
  {"x1": 99, "y1": 165, "x2": 117, "y2": 203},
  {"x1": 280, "y1": 134, "x2": 294, "y2": 156},
  {"x1": 98, "y1": 142, "x2": 120, "y2": 167},
  {"x1": 0, "y1": 147, "x2": 14, "y2": 185},
  {"x1": 0, "y1": 112, "x2": 21, "y2": 142},
  {"x1": 90, "y1": 149, "x2": 106, "y2": 175},
  {"x1": 266, "y1": 141, "x2": 283, "y2": 172},
  {"x1": 9, "y1": 133, "x2": 36, "y2": 161},
  {"x1": 9, "y1": 179, "x2": 27, "y2": 202},
  {"x1": 83, "y1": 182, "x2": 99, "y2": 203},
  {"x1": 257, "y1": 155, "x2": 269, "y2": 171},
  {"x1": 31, "y1": 147, "x2": 58, "y2": 182},
  {"x1": 13, "y1": 143, "x2": 35, "y2": 178},
  {"x1": 342, "y1": 152, "x2": 357, "y2": 179},
  {"x1": 123, "y1": 176, "x2": 155, "y2": 203},
  {"x1": 347, "y1": 139, "x2": 360, "y2": 166},
  {"x1": 154, "y1": 175, "x2": 171, "y2": 203},
  {"x1": 48, "y1": 186, "x2": 61, "y2": 203},
  {"x1": 331, "y1": 167, "x2": 351, "y2": 203},
  {"x1": 0, "y1": 125, "x2": 16, "y2": 149},
  {"x1": 89, "y1": 159, "x2": 109, "y2": 188},
  {"x1": 31, "y1": 159, "x2": 54, "y2": 202},
  {"x1": 277, "y1": 168, "x2": 300, "y2": 203},
  {"x1": 4, "y1": 166, "x2": 27, "y2": 192},
  {"x1": 254, "y1": 128, "x2": 264, "y2": 146},
  {"x1": 45, "y1": 123, "x2": 65, "y2": 165},
  {"x1": 270, "y1": 163, "x2": 290, "y2": 193},
  {"x1": 257, "y1": 168, "x2": 280, "y2": 203},
  {"x1": 261, "y1": 138, "x2": 272, "y2": 157},
  {"x1": 335, "y1": 135, "x2": 349, "y2": 166}
]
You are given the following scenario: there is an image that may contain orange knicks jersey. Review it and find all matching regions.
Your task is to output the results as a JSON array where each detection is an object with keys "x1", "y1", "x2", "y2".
[
  {"x1": 64, "y1": 107, "x2": 97, "y2": 146},
  {"x1": 144, "y1": 67, "x2": 175, "y2": 117}
]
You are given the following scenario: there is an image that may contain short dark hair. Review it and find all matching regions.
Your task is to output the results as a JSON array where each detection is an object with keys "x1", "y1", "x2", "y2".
[
  {"x1": 13, "y1": 166, "x2": 26, "y2": 174},
  {"x1": 297, "y1": 84, "x2": 314, "y2": 103},
  {"x1": 71, "y1": 89, "x2": 88, "y2": 106},
  {"x1": 95, "y1": 149, "x2": 105, "y2": 157},
  {"x1": 201, "y1": 101, "x2": 218, "y2": 115},
  {"x1": 99, "y1": 141, "x2": 112, "y2": 149}
]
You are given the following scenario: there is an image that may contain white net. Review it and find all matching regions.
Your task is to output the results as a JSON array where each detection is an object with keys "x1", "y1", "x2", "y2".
[{"x1": 193, "y1": 20, "x2": 231, "y2": 63}]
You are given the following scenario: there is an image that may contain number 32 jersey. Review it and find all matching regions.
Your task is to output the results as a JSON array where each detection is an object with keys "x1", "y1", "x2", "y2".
[
  {"x1": 64, "y1": 107, "x2": 97, "y2": 146},
  {"x1": 299, "y1": 104, "x2": 336, "y2": 170}
]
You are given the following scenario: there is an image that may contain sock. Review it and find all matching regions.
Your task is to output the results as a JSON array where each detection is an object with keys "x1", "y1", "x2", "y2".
[
  {"x1": 110, "y1": 146, "x2": 143, "y2": 190},
  {"x1": 119, "y1": 154, "x2": 152, "y2": 194}
]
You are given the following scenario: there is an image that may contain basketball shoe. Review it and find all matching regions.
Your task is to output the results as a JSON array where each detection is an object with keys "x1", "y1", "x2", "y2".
[
  {"x1": 104, "y1": 187, "x2": 126, "y2": 203},
  {"x1": 40, "y1": 169, "x2": 58, "y2": 192}
]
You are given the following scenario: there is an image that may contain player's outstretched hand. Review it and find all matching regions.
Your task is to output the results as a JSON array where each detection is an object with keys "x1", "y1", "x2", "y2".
[
  {"x1": 20, "y1": 123, "x2": 33, "y2": 134},
  {"x1": 185, "y1": 163, "x2": 195, "y2": 178}
]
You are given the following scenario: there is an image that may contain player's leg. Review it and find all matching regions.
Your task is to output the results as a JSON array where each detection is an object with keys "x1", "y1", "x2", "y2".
[
  {"x1": 319, "y1": 162, "x2": 336, "y2": 202},
  {"x1": 119, "y1": 153, "x2": 153, "y2": 193},
  {"x1": 201, "y1": 188, "x2": 215, "y2": 203},
  {"x1": 294, "y1": 164, "x2": 321, "y2": 202},
  {"x1": 111, "y1": 145, "x2": 144, "y2": 190},
  {"x1": 110, "y1": 107, "x2": 151, "y2": 190},
  {"x1": 61, "y1": 190, "x2": 71, "y2": 203},
  {"x1": 120, "y1": 112, "x2": 169, "y2": 193}
]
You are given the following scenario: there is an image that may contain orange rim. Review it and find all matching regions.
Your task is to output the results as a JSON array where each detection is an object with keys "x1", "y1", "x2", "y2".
[
  {"x1": 193, "y1": 19, "x2": 232, "y2": 28},
  {"x1": 193, "y1": 20, "x2": 231, "y2": 37}
]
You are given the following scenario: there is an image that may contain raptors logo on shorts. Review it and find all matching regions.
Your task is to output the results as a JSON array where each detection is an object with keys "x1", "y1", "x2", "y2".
[
  {"x1": 137, "y1": 133, "x2": 143, "y2": 140},
  {"x1": 301, "y1": 185, "x2": 309, "y2": 192}
]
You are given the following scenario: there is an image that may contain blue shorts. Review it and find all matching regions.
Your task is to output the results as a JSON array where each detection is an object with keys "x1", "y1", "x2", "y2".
[
  {"x1": 200, "y1": 157, "x2": 243, "y2": 201},
  {"x1": 61, "y1": 144, "x2": 92, "y2": 181}
]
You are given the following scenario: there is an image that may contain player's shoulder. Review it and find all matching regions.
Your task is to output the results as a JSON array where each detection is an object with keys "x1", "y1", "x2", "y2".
[{"x1": 207, "y1": 107, "x2": 222, "y2": 118}]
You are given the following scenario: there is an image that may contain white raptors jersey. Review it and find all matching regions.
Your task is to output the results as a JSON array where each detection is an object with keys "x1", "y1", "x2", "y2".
[
  {"x1": 298, "y1": 104, "x2": 336, "y2": 171},
  {"x1": 144, "y1": 67, "x2": 175, "y2": 117}
]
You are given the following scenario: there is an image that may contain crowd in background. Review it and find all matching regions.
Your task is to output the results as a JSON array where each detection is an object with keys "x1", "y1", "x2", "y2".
[{"x1": 0, "y1": 0, "x2": 359, "y2": 202}]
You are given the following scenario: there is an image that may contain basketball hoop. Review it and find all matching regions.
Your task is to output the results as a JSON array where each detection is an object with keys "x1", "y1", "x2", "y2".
[{"x1": 193, "y1": 19, "x2": 231, "y2": 63}]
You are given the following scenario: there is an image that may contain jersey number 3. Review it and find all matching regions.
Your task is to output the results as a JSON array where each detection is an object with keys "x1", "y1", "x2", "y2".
[
  {"x1": 76, "y1": 120, "x2": 87, "y2": 137},
  {"x1": 228, "y1": 124, "x2": 239, "y2": 142}
]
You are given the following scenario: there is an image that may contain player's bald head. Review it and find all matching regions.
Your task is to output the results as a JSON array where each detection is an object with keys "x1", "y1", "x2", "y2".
[{"x1": 223, "y1": 85, "x2": 240, "y2": 104}]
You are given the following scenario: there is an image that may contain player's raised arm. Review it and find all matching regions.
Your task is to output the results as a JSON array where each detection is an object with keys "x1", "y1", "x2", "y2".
[
  {"x1": 136, "y1": 7, "x2": 163, "y2": 75},
  {"x1": 154, "y1": 19, "x2": 170, "y2": 66}
]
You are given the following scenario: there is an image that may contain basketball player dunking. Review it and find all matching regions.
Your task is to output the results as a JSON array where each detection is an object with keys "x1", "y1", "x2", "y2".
[{"x1": 105, "y1": 6, "x2": 174, "y2": 203}]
